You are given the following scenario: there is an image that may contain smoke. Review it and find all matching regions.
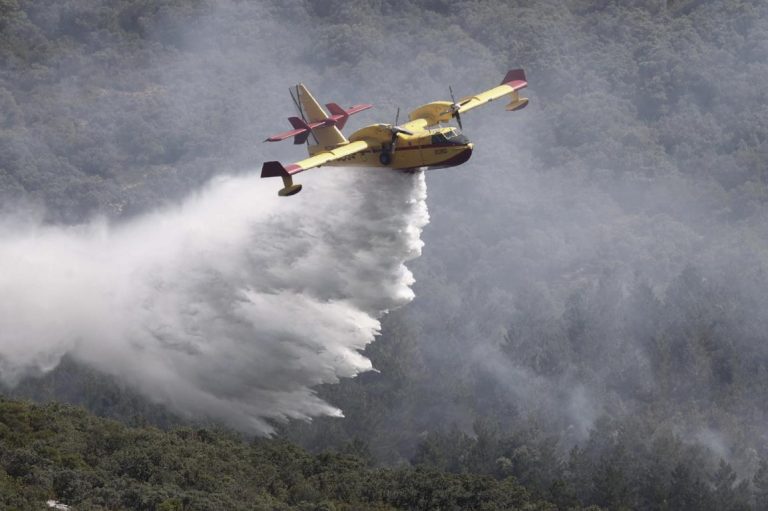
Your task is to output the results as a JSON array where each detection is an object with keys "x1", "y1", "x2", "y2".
[
  {"x1": 282, "y1": 0, "x2": 768, "y2": 468},
  {"x1": 0, "y1": 168, "x2": 429, "y2": 433}
]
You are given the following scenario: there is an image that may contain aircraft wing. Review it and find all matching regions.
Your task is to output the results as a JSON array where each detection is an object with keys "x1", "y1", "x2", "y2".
[
  {"x1": 261, "y1": 139, "x2": 373, "y2": 196},
  {"x1": 407, "y1": 69, "x2": 529, "y2": 127},
  {"x1": 456, "y1": 69, "x2": 529, "y2": 114}
]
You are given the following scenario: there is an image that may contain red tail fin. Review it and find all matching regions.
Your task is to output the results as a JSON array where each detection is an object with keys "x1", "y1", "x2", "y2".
[
  {"x1": 327, "y1": 103, "x2": 373, "y2": 130},
  {"x1": 325, "y1": 103, "x2": 349, "y2": 129},
  {"x1": 288, "y1": 117, "x2": 311, "y2": 144}
]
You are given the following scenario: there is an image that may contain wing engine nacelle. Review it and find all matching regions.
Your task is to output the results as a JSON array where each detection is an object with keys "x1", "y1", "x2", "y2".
[{"x1": 265, "y1": 103, "x2": 372, "y2": 144}]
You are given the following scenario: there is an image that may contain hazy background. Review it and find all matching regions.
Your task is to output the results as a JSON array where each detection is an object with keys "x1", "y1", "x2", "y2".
[{"x1": 2, "y1": 0, "x2": 768, "y2": 508}]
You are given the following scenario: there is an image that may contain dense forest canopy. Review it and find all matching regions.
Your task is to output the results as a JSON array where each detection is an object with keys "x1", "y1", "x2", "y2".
[
  {"x1": 0, "y1": 398, "x2": 567, "y2": 510},
  {"x1": 3, "y1": 0, "x2": 768, "y2": 509}
]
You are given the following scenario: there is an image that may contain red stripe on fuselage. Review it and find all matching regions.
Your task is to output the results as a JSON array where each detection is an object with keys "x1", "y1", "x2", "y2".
[{"x1": 361, "y1": 142, "x2": 467, "y2": 153}]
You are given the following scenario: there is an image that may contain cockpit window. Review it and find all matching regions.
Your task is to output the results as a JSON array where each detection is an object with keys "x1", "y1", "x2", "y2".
[
  {"x1": 431, "y1": 133, "x2": 449, "y2": 145},
  {"x1": 433, "y1": 129, "x2": 469, "y2": 146}
]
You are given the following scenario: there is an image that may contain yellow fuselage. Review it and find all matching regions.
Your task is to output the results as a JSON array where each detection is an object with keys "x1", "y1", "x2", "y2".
[{"x1": 309, "y1": 125, "x2": 473, "y2": 171}]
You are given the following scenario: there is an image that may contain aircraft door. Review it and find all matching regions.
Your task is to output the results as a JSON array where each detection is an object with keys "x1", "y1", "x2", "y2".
[
  {"x1": 401, "y1": 135, "x2": 424, "y2": 169},
  {"x1": 390, "y1": 134, "x2": 420, "y2": 169}
]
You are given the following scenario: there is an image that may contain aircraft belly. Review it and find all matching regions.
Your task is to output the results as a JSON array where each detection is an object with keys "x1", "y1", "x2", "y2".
[
  {"x1": 325, "y1": 147, "x2": 425, "y2": 170},
  {"x1": 321, "y1": 144, "x2": 470, "y2": 170}
]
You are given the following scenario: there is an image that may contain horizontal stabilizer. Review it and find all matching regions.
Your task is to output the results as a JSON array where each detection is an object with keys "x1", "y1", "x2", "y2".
[
  {"x1": 265, "y1": 102, "x2": 373, "y2": 143},
  {"x1": 265, "y1": 118, "x2": 308, "y2": 143},
  {"x1": 264, "y1": 118, "x2": 312, "y2": 145}
]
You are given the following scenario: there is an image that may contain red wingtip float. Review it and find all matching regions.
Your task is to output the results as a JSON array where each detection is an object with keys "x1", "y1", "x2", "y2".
[
  {"x1": 260, "y1": 161, "x2": 303, "y2": 196},
  {"x1": 500, "y1": 69, "x2": 529, "y2": 111},
  {"x1": 261, "y1": 69, "x2": 529, "y2": 196}
]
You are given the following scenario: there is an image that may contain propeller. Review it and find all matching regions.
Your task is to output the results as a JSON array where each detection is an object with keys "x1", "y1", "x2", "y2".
[
  {"x1": 389, "y1": 107, "x2": 413, "y2": 154},
  {"x1": 389, "y1": 108, "x2": 400, "y2": 152},
  {"x1": 388, "y1": 108, "x2": 413, "y2": 135},
  {"x1": 380, "y1": 108, "x2": 414, "y2": 164},
  {"x1": 448, "y1": 86, "x2": 463, "y2": 130},
  {"x1": 389, "y1": 126, "x2": 413, "y2": 136},
  {"x1": 441, "y1": 86, "x2": 472, "y2": 129},
  {"x1": 385, "y1": 108, "x2": 414, "y2": 140}
]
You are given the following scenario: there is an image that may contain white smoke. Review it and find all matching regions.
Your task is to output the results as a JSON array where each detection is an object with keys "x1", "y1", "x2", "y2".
[{"x1": 0, "y1": 168, "x2": 429, "y2": 433}]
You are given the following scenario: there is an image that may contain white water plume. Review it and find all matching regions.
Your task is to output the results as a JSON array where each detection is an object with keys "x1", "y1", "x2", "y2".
[{"x1": 0, "y1": 168, "x2": 429, "y2": 433}]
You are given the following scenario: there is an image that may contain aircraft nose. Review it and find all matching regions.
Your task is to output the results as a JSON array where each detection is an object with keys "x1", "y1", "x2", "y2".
[{"x1": 454, "y1": 144, "x2": 473, "y2": 165}]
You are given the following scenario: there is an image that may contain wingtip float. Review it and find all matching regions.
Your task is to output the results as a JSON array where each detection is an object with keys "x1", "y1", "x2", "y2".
[{"x1": 261, "y1": 69, "x2": 529, "y2": 196}]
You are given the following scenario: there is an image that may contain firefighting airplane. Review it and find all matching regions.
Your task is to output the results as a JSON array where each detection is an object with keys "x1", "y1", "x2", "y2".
[{"x1": 261, "y1": 69, "x2": 529, "y2": 196}]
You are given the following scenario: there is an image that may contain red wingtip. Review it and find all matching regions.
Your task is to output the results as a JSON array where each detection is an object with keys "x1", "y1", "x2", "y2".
[
  {"x1": 262, "y1": 161, "x2": 302, "y2": 178},
  {"x1": 261, "y1": 161, "x2": 288, "y2": 178},
  {"x1": 501, "y1": 69, "x2": 527, "y2": 90}
]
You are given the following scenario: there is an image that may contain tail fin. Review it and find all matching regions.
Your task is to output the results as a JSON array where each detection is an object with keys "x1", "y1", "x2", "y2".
[
  {"x1": 295, "y1": 84, "x2": 347, "y2": 147},
  {"x1": 325, "y1": 103, "x2": 349, "y2": 130},
  {"x1": 288, "y1": 117, "x2": 311, "y2": 145}
]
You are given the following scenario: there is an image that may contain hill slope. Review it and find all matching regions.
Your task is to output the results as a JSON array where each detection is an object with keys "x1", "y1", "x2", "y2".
[{"x1": 0, "y1": 398, "x2": 569, "y2": 511}]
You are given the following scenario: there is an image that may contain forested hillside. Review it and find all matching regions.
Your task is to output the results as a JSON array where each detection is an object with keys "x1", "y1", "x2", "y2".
[
  {"x1": 0, "y1": 0, "x2": 272, "y2": 222},
  {"x1": 4, "y1": 0, "x2": 768, "y2": 510},
  {"x1": 0, "y1": 398, "x2": 567, "y2": 510}
]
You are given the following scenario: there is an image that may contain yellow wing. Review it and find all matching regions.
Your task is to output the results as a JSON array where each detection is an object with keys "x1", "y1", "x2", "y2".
[
  {"x1": 406, "y1": 69, "x2": 529, "y2": 128},
  {"x1": 261, "y1": 140, "x2": 373, "y2": 196}
]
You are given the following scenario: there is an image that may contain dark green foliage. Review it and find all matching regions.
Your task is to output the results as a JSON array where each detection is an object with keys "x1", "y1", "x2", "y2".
[
  {"x1": 0, "y1": 398, "x2": 564, "y2": 510},
  {"x1": 4, "y1": 356, "x2": 184, "y2": 429}
]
